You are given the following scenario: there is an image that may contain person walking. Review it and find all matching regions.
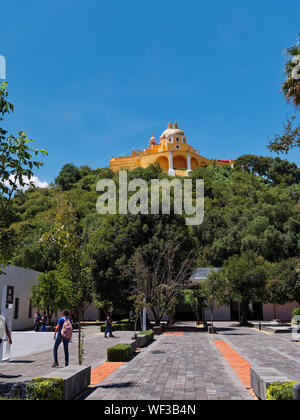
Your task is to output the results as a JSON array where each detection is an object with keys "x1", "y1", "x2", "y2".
[
  {"x1": 34, "y1": 309, "x2": 41, "y2": 332},
  {"x1": 40, "y1": 311, "x2": 48, "y2": 332},
  {"x1": 104, "y1": 312, "x2": 114, "y2": 338},
  {"x1": 52, "y1": 310, "x2": 72, "y2": 368}
]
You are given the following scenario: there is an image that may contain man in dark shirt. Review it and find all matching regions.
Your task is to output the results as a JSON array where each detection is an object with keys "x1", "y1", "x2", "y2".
[{"x1": 104, "y1": 312, "x2": 114, "y2": 338}]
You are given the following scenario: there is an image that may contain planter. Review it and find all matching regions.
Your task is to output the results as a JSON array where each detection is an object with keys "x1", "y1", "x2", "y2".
[
  {"x1": 136, "y1": 334, "x2": 147, "y2": 348},
  {"x1": 208, "y1": 326, "x2": 216, "y2": 334},
  {"x1": 46, "y1": 326, "x2": 55, "y2": 332},
  {"x1": 152, "y1": 326, "x2": 162, "y2": 335}
]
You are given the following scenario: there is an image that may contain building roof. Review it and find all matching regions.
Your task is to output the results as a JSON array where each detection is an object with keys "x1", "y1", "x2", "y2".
[{"x1": 190, "y1": 267, "x2": 221, "y2": 282}]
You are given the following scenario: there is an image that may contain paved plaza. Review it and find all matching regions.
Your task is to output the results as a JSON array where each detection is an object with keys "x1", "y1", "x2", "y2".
[{"x1": 1, "y1": 322, "x2": 300, "y2": 400}]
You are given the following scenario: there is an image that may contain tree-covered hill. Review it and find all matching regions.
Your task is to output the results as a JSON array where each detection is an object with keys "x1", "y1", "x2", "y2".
[{"x1": 4, "y1": 156, "x2": 300, "y2": 309}]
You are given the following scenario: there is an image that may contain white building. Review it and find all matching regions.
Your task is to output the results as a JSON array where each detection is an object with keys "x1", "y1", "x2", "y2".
[{"x1": 0, "y1": 265, "x2": 40, "y2": 330}]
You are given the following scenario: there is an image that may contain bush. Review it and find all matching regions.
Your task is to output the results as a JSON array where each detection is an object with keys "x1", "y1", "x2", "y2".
[
  {"x1": 100, "y1": 323, "x2": 134, "y2": 332},
  {"x1": 119, "y1": 318, "x2": 133, "y2": 324},
  {"x1": 26, "y1": 378, "x2": 64, "y2": 400},
  {"x1": 107, "y1": 344, "x2": 131, "y2": 362},
  {"x1": 266, "y1": 381, "x2": 297, "y2": 400},
  {"x1": 138, "y1": 330, "x2": 154, "y2": 345},
  {"x1": 292, "y1": 308, "x2": 300, "y2": 318}
]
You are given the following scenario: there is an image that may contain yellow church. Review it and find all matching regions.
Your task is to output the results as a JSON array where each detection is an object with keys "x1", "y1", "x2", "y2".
[{"x1": 109, "y1": 121, "x2": 233, "y2": 177}]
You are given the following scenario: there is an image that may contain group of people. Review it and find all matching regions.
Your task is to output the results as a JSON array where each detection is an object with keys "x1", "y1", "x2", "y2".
[{"x1": 33, "y1": 309, "x2": 48, "y2": 332}]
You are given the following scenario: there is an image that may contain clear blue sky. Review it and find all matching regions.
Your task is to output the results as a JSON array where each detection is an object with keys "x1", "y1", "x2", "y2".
[{"x1": 1, "y1": 0, "x2": 299, "y2": 183}]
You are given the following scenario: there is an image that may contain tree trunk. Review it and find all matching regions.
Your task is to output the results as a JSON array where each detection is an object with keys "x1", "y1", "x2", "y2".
[
  {"x1": 78, "y1": 311, "x2": 82, "y2": 365},
  {"x1": 273, "y1": 304, "x2": 277, "y2": 320},
  {"x1": 240, "y1": 301, "x2": 249, "y2": 326}
]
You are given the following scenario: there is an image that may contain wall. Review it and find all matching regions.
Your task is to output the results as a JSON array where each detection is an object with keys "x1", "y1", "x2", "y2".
[{"x1": 0, "y1": 266, "x2": 40, "y2": 330}]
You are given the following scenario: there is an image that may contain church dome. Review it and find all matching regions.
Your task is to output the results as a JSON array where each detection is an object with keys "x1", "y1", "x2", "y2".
[{"x1": 160, "y1": 121, "x2": 185, "y2": 139}]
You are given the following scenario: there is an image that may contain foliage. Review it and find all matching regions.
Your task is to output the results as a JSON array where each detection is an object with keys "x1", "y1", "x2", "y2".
[
  {"x1": 26, "y1": 377, "x2": 64, "y2": 400},
  {"x1": 107, "y1": 344, "x2": 131, "y2": 362},
  {"x1": 128, "y1": 293, "x2": 145, "y2": 334},
  {"x1": 55, "y1": 163, "x2": 82, "y2": 191},
  {"x1": 266, "y1": 381, "x2": 297, "y2": 401},
  {"x1": 31, "y1": 271, "x2": 69, "y2": 323},
  {"x1": 281, "y1": 35, "x2": 300, "y2": 107},
  {"x1": 269, "y1": 35, "x2": 300, "y2": 153},
  {"x1": 221, "y1": 251, "x2": 268, "y2": 324},
  {"x1": 4, "y1": 157, "x2": 300, "y2": 320},
  {"x1": 0, "y1": 82, "x2": 47, "y2": 269},
  {"x1": 126, "y1": 241, "x2": 195, "y2": 326},
  {"x1": 183, "y1": 285, "x2": 207, "y2": 323},
  {"x1": 39, "y1": 196, "x2": 95, "y2": 364},
  {"x1": 235, "y1": 154, "x2": 300, "y2": 185},
  {"x1": 269, "y1": 115, "x2": 300, "y2": 154},
  {"x1": 292, "y1": 307, "x2": 300, "y2": 318},
  {"x1": 267, "y1": 259, "x2": 300, "y2": 318}
]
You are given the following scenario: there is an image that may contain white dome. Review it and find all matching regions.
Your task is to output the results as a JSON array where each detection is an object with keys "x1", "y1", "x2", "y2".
[{"x1": 160, "y1": 121, "x2": 185, "y2": 139}]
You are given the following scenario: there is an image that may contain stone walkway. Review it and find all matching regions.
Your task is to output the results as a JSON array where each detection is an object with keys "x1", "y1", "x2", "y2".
[
  {"x1": 215, "y1": 323, "x2": 300, "y2": 381},
  {"x1": 85, "y1": 325, "x2": 253, "y2": 400},
  {"x1": 1, "y1": 321, "x2": 300, "y2": 400},
  {"x1": 0, "y1": 326, "x2": 133, "y2": 396}
]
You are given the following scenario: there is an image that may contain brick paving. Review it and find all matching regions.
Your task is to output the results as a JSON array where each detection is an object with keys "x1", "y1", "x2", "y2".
[
  {"x1": 85, "y1": 325, "x2": 253, "y2": 400},
  {"x1": 2, "y1": 321, "x2": 300, "y2": 400},
  {"x1": 213, "y1": 340, "x2": 251, "y2": 388},
  {"x1": 215, "y1": 323, "x2": 300, "y2": 382},
  {"x1": 91, "y1": 362, "x2": 124, "y2": 386},
  {"x1": 0, "y1": 326, "x2": 134, "y2": 396}
]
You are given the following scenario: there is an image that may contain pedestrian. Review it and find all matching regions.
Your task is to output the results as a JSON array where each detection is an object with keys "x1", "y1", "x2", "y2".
[
  {"x1": 52, "y1": 310, "x2": 73, "y2": 368},
  {"x1": 34, "y1": 309, "x2": 41, "y2": 332},
  {"x1": 40, "y1": 311, "x2": 48, "y2": 332},
  {"x1": 104, "y1": 312, "x2": 114, "y2": 338},
  {"x1": 0, "y1": 317, "x2": 12, "y2": 372}
]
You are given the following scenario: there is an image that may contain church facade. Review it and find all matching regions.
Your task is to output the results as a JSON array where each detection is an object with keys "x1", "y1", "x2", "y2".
[{"x1": 110, "y1": 121, "x2": 234, "y2": 176}]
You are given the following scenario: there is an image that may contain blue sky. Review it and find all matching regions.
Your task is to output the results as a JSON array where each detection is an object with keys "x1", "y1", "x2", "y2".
[{"x1": 0, "y1": 0, "x2": 299, "y2": 183}]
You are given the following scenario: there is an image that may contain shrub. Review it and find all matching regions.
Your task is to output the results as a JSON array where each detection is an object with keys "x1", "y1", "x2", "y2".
[
  {"x1": 26, "y1": 378, "x2": 64, "y2": 400},
  {"x1": 266, "y1": 381, "x2": 297, "y2": 400},
  {"x1": 138, "y1": 330, "x2": 154, "y2": 345},
  {"x1": 100, "y1": 323, "x2": 134, "y2": 332},
  {"x1": 107, "y1": 344, "x2": 131, "y2": 362},
  {"x1": 292, "y1": 308, "x2": 300, "y2": 318},
  {"x1": 119, "y1": 318, "x2": 133, "y2": 324}
]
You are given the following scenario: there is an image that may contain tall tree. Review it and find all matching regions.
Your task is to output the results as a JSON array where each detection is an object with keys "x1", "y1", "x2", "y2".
[
  {"x1": 40, "y1": 196, "x2": 94, "y2": 364},
  {"x1": 269, "y1": 34, "x2": 300, "y2": 153},
  {"x1": 221, "y1": 251, "x2": 268, "y2": 325},
  {"x1": 0, "y1": 82, "x2": 47, "y2": 269},
  {"x1": 127, "y1": 242, "x2": 194, "y2": 326}
]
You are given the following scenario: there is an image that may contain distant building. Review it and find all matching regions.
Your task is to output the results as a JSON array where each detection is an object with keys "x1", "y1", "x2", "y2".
[{"x1": 110, "y1": 121, "x2": 234, "y2": 177}]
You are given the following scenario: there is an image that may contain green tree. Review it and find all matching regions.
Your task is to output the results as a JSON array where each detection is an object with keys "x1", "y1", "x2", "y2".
[
  {"x1": 0, "y1": 82, "x2": 47, "y2": 269},
  {"x1": 127, "y1": 242, "x2": 194, "y2": 326},
  {"x1": 221, "y1": 252, "x2": 268, "y2": 325},
  {"x1": 40, "y1": 196, "x2": 94, "y2": 364},
  {"x1": 183, "y1": 285, "x2": 207, "y2": 325},
  {"x1": 55, "y1": 163, "x2": 81, "y2": 190},
  {"x1": 31, "y1": 271, "x2": 69, "y2": 323},
  {"x1": 269, "y1": 35, "x2": 300, "y2": 153}
]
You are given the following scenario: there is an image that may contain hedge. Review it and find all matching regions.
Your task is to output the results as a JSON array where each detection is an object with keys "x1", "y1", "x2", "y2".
[
  {"x1": 292, "y1": 308, "x2": 300, "y2": 318},
  {"x1": 100, "y1": 323, "x2": 134, "y2": 332},
  {"x1": 266, "y1": 381, "x2": 297, "y2": 400},
  {"x1": 138, "y1": 330, "x2": 154, "y2": 345},
  {"x1": 26, "y1": 377, "x2": 64, "y2": 400},
  {"x1": 107, "y1": 344, "x2": 131, "y2": 362}
]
